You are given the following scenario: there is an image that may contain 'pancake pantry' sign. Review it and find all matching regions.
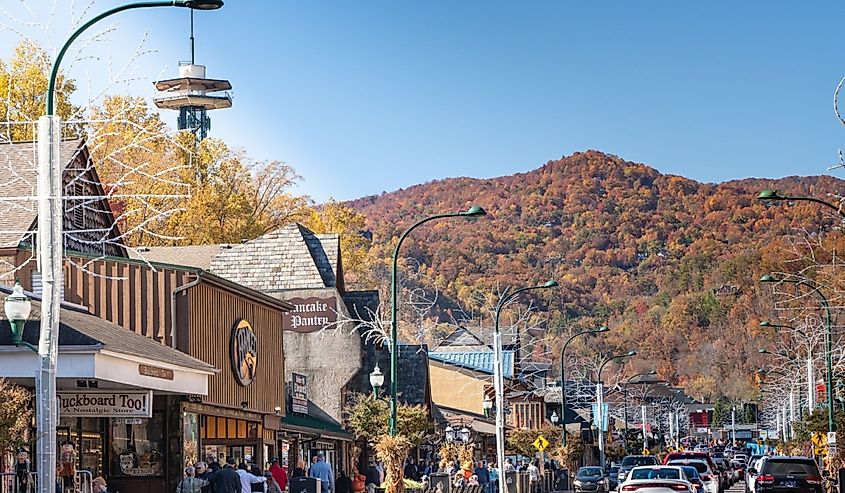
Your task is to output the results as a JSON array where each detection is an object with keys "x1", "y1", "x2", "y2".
[{"x1": 283, "y1": 297, "x2": 337, "y2": 332}]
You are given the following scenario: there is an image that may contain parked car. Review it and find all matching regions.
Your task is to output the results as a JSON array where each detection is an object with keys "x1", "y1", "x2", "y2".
[
  {"x1": 667, "y1": 460, "x2": 719, "y2": 493},
  {"x1": 618, "y1": 456, "x2": 661, "y2": 488},
  {"x1": 664, "y1": 453, "x2": 720, "y2": 482},
  {"x1": 748, "y1": 456, "x2": 823, "y2": 493},
  {"x1": 620, "y1": 465, "x2": 695, "y2": 493},
  {"x1": 574, "y1": 466, "x2": 611, "y2": 493}
]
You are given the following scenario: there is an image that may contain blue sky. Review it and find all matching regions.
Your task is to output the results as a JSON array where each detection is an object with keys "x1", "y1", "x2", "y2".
[{"x1": 3, "y1": 1, "x2": 845, "y2": 202}]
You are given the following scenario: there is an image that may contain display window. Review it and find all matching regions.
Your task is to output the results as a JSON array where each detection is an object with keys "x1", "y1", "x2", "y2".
[{"x1": 110, "y1": 414, "x2": 164, "y2": 477}]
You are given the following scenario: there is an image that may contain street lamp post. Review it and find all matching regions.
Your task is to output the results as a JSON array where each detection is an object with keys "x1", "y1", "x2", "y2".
[
  {"x1": 759, "y1": 274, "x2": 835, "y2": 437},
  {"x1": 493, "y1": 280, "x2": 558, "y2": 493},
  {"x1": 389, "y1": 205, "x2": 486, "y2": 435},
  {"x1": 621, "y1": 370, "x2": 657, "y2": 454},
  {"x1": 596, "y1": 351, "x2": 636, "y2": 472},
  {"x1": 559, "y1": 326, "x2": 609, "y2": 449},
  {"x1": 757, "y1": 189, "x2": 845, "y2": 219},
  {"x1": 37, "y1": 3, "x2": 222, "y2": 492}
]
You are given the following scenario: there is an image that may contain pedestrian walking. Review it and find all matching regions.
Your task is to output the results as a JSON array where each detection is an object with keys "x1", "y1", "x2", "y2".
[
  {"x1": 92, "y1": 477, "x2": 109, "y2": 493},
  {"x1": 292, "y1": 459, "x2": 307, "y2": 478},
  {"x1": 269, "y1": 459, "x2": 288, "y2": 491},
  {"x1": 527, "y1": 460, "x2": 540, "y2": 493},
  {"x1": 209, "y1": 458, "x2": 242, "y2": 493},
  {"x1": 365, "y1": 460, "x2": 382, "y2": 493},
  {"x1": 474, "y1": 461, "x2": 490, "y2": 493},
  {"x1": 237, "y1": 462, "x2": 266, "y2": 493},
  {"x1": 504, "y1": 459, "x2": 515, "y2": 473},
  {"x1": 177, "y1": 466, "x2": 209, "y2": 493},
  {"x1": 310, "y1": 453, "x2": 334, "y2": 493},
  {"x1": 489, "y1": 463, "x2": 499, "y2": 493},
  {"x1": 265, "y1": 472, "x2": 283, "y2": 493}
]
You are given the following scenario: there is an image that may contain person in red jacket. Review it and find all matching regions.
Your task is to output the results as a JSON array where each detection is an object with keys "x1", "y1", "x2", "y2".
[{"x1": 269, "y1": 458, "x2": 288, "y2": 491}]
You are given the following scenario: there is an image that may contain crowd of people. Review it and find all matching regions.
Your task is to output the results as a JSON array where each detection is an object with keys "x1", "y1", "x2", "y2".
[
  {"x1": 176, "y1": 453, "x2": 342, "y2": 493},
  {"x1": 175, "y1": 454, "x2": 549, "y2": 493}
]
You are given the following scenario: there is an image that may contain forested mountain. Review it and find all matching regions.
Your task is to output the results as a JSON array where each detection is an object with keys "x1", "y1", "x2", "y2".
[{"x1": 348, "y1": 150, "x2": 845, "y2": 401}]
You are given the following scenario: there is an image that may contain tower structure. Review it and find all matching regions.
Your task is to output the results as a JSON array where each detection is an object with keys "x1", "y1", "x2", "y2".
[{"x1": 153, "y1": 11, "x2": 231, "y2": 140}]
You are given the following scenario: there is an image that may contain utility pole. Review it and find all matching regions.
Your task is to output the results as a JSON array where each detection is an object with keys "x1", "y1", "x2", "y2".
[
  {"x1": 642, "y1": 405, "x2": 648, "y2": 452},
  {"x1": 731, "y1": 406, "x2": 736, "y2": 448}
]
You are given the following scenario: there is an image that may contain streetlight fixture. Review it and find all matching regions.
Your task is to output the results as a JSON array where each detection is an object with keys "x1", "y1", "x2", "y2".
[
  {"x1": 389, "y1": 206, "x2": 487, "y2": 435},
  {"x1": 37, "y1": 4, "x2": 224, "y2": 492},
  {"x1": 458, "y1": 426, "x2": 471, "y2": 443},
  {"x1": 369, "y1": 365, "x2": 384, "y2": 397},
  {"x1": 595, "y1": 351, "x2": 636, "y2": 472},
  {"x1": 492, "y1": 279, "x2": 558, "y2": 493},
  {"x1": 482, "y1": 395, "x2": 493, "y2": 418},
  {"x1": 5, "y1": 281, "x2": 34, "y2": 351},
  {"x1": 445, "y1": 425, "x2": 455, "y2": 442},
  {"x1": 759, "y1": 274, "x2": 834, "y2": 437},
  {"x1": 559, "y1": 326, "x2": 609, "y2": 449},
  {"x1": 550, "y1": 410, "x2": 559, "y2": 425},
  {"x1": 756, "y1": 189, "x2": 845, "y2": 219}
]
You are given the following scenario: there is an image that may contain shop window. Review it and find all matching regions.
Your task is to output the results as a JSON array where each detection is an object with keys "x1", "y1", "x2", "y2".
[
  {"x1": 110, "y1": 414, "x2": 164, "y2": 477},
  {"x1": 237, "y1": 420, "x2": 247, "y2": 439},
  {"x1": 248, "y1": 423, "x2": 259, "y2": 439},
  {"x1": 216, "y1": 417, "x2": 226, "y2": 438},
  {"x1": 182, "y1": 413, "x2": 200, "y2": 468}
]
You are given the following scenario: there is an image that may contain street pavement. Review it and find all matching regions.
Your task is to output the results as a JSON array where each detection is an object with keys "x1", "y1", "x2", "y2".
[{"x1": 727, "y1": 482, "x2": 746, "y2": 493}]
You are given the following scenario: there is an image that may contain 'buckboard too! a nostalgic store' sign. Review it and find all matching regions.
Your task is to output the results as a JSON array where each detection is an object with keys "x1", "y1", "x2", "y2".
[
  {"x1": 284, "y1": 297, "x2": 337, "y2": 332},
  {"x1": 58, "y1": 391, "x2": 153, "y2": 417},
  {"x1": 292, "y1": 372, "x2": 308, "y2": 414}
]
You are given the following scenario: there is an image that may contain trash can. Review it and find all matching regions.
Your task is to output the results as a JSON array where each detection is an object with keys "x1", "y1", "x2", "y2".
[
  {"x1": 505, "y1": 471, "x2": 517, "y2": 493},
  {"x1": 430, "y1": 472, "x2": 452, "y2": 493},
  {"x1": 555, "y1": 469, "x2": 570, "y2": 492},
  {"x1": 291, "y1": 476, "x2": 321, "y2": 493}
]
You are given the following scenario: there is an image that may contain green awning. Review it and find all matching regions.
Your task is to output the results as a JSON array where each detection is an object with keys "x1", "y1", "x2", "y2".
[{"x1": 281, "y1": 414, "x2": 354, "y2": 441}]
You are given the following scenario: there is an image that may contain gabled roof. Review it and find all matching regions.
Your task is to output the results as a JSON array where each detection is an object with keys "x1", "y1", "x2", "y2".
[
  {"x1": 428, "y1": 350, "x2": 515, "y2": 378},
  {"x1": 0, "y1": 139, "x2": 107, "y2": 248},
  {"x1": 130, "y1": 223, "x2": 344, "y2": 292},
  {"x1": 434, "y1": 325, "x2": 519, "y2": 351}
]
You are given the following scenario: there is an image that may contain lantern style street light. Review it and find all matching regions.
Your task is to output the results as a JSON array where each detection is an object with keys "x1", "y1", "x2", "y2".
[
  {"x1": 458, "y1": 426, "x2": 471, "y2": 443},
  {"x1": 389, "y1": 206, "x2": 487, "y2": 435},
  {"x1": 550, "y1": 410, "x2": 559, "y2": 425},
  {"x1": 4, "y1": 282, "x2": 34, "y2": 351},
  {"x1": 445, "y1": 425, "x2": 455, "y2": 442},
  {"x1": 492, "y1": 280, "x2": 558, "y2": 493},
  {"x1": 559, "y1": 326, "x2": 609, "y2": 449},
  {"x1": 36, "y1": 3, "x2": 224, "y2": 492},
  {"x1": 759, "y1": 274, "x2": 834, "y2": 437},
  {"x1": 370, "y1": 365, "x2": 384, "y2": 397},
  {"x1": 482, "y1": 395, "x2": 493, "y2": 418}
]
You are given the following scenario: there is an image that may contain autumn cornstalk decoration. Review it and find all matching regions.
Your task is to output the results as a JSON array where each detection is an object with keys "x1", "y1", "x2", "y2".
[{"x1": 376, "y1": 434, "x2": 413, "y2": 493}]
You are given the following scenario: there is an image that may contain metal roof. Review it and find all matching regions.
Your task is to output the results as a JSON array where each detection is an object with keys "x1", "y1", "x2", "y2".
[{"x1": 428, "y1": 350, "x2": 515, "y2": 378}]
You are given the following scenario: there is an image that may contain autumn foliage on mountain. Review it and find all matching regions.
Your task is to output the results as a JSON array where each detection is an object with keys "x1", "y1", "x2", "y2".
[{"x1": 349, "y1": 151, "x2": 845, "y2": 401}]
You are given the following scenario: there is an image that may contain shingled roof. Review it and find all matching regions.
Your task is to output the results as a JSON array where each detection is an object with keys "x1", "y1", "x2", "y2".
[
  {"x1": 129, "y1": 223, "x2": 343, "y2": 292},
  {"x1": 0, "y1": 140, "x2": 84, "y2": 248}
]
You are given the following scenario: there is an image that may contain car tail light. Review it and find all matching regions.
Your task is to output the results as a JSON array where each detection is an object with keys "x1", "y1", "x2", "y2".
[
  {"x1": 673, "y1": 485, "x2": 689, "y2": 491},
  {"x1": 757, "y1": 475, "x2": 775, "y2": 484},
  {"x1": 700, "y1": 475, "x2": 711, "y2": 481},
  {"x1": 806, "y1": 476, "x2": 822, "y2": 485},
  {"x1": 622, "y1": 485, "x2": 640, "y2": 491}
]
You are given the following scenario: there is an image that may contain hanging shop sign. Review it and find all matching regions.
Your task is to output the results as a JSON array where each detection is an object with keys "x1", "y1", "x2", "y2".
[
  {"x1": 283, "y1": 297, "x2": 337, "y2": 333},
  {"x1": 292, "y1": 372, "x2": 308, "y2": 414},
  {"x1": 58, "y1": 391, "x2": 153, "y2": 417},
  {"x1": 231, "y1": 319, "x2": 258, "y2": 386}
]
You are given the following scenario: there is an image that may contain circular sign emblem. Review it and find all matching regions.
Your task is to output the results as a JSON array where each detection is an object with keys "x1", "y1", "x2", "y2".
[{"x1": 230, "y1": 319, "x2": 258, "y2": 386}]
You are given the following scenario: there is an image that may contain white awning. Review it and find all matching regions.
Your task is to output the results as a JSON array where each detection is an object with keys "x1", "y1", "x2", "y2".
[{"x1": 0, "y1": 346, "x2": 211, "y2": 394}]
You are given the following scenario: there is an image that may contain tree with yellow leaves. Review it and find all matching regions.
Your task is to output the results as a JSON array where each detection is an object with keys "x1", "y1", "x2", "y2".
[{"x1": 0, "y1": 39, "x2": 78, "y2": 142}]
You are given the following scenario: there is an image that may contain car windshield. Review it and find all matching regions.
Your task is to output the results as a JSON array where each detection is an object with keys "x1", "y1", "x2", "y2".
[
  {"x1": 681, "y1": 467, "x2": 701, "y2": 480},
  {"x1": 631, "y1": 468, "x2": 681, "y2": 480},
  {"x1": 623, "y1": 457, "x2": 659, "y2": 466},
  {"x1": 578, "y1": 468, "x2": 603, "y2": 479},
  {"x1": 761, "y1": 460, "x2": 820, "y2": 476},
  {"x1": 668, "y1": 461, "x2": 708, "y2": 474}
]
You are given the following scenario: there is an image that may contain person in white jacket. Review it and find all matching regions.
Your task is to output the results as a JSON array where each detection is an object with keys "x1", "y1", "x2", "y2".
[{"x1": 236, "y1": 463, "x2": 266, "y2": 493}]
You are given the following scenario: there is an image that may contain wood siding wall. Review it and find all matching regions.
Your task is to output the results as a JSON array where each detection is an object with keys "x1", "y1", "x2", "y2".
[
  {"x1": 186, "y1": 282, "x2": 285, "y2": 414},
  {"x1": 12, "y1": 253, "x2": 193, "y2": 346}
]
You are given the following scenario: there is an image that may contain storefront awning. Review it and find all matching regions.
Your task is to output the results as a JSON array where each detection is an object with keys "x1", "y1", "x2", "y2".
[
  {"x1": 437, "y1": 404, "x2": 503, "y2": 436},
  {"x1": 0, "y1": 297, "x2": 217, "y2": 395},
  {"x1": 281, "y1": 414, "x2": 353, "y2": 441}
]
